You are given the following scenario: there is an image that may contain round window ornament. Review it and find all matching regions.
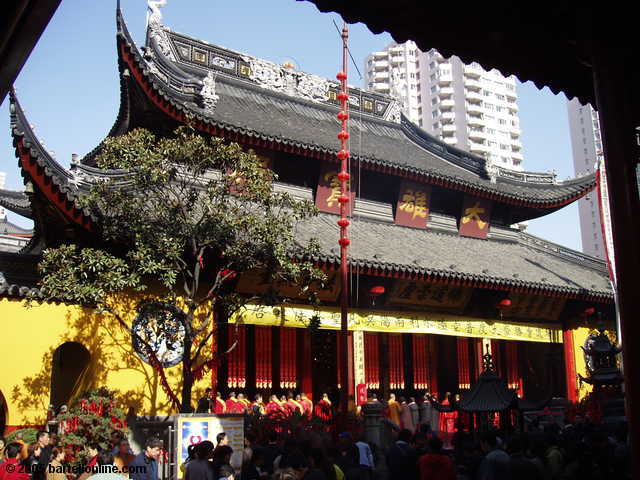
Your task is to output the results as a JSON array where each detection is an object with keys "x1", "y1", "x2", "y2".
[{"x1": 131, "y1": 302, "x2": 187, "y2": 368}]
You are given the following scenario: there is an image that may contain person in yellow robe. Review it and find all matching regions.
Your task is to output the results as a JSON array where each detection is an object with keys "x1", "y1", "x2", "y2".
[{"x1": 387, "y1": 393, "x2": 402, "y2": 427}]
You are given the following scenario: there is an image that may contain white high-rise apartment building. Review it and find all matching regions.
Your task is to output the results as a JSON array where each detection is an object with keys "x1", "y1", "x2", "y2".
[
  {"x1": 364, "y1": 44, "x2": 524, "y2": 170},
  {"x1": 566, "y1": 99, "x2": 604, "y2": 259}
]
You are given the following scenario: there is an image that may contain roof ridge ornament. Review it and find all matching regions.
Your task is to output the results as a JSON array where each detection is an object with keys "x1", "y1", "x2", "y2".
[
  {"x1": 246, "y1": 56, "x2": 330, "y2": 103},
  {"x1": 146, "y1": 0, "x2": 176, "y2": 61},
  {"x1": 147, "y1": 0, "x2": 167, "y2": 30},
  {"x1": 383, "y1": 100, "x2": 401, "y2": 123},
  {"x1": 200, "y1": 72, "x2": 220, "y2": 111},
  {"x1": 485, "y1": 157, "x2": 499, "y2": 183}
]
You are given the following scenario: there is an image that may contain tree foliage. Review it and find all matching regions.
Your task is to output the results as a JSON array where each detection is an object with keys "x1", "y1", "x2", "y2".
[
  {"x1": 34, "y1": 127, "x2": 325, "y2": 412},
  {"x1": 54, "y1": 388, "x2": 128, "y2": 468}
]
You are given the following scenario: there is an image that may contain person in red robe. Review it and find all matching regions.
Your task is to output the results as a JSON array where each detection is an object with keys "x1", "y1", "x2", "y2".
[
  {"x1": 314, "y1": 393, "x2": 333, "y2": 422},
  {"x1": 226, "y1": 392, "x2": 239, "y2": 413},
  {"x1": 438, "y1": 393, "x2": 458, "y2": 449},
  {"x1": 214, "y1": 392, "x2": 227, "y2": 414},
  {"x1": 300, "y1": 392, "x2": 313, "y2": 420}
]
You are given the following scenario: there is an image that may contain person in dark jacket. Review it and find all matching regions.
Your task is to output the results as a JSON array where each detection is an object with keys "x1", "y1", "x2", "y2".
[
  {"x1": 211, "y1": 446, "x2": 234, "y2": 480},
  {"x1": 386, "y1": 429, "x2": 418, "y2": 479},
  {"x1": 32, "y1": 431, "x2": 51, "y2": 480},
  {"x1": 196, "y1": 388, "x2": 213, "y2": 413},
  {"x1": 185, "y1": 441, "x2": 215, "y2": 480},
  {"x1": 418, "y1": 436, "x2": 455, "y2": 480},
  {"x1": 129, "y1": 437, "x2": 162, "y2": 480}
]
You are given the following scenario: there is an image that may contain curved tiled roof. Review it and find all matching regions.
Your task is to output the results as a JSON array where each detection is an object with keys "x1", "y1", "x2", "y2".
[
  {"x1": 459, "y1": 369, "x2": 516, "y2": 412},
  {"x1": 9, "y1": 90, "x2": 96, "y2": 228},
  {"x1": 0, "y1": 188, "x2": 32, "y2": 218},
  {"x1": 111, "y1": 8, "x2": 596, "y2": 210},
  {"x1": 295, "y1": 212, "x2": 612, "y2": 300},
  {"x1": 0, "y1": 252, "x2": 40, "y2": 298}
]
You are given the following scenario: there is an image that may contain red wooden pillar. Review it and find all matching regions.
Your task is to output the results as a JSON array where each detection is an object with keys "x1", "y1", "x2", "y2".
[
  {"x1": 562, "y1": 330, "x2": 578, "y2": 403},
  {"x1": 592, "y1": 45, "x2": 640, "y2": 476}
]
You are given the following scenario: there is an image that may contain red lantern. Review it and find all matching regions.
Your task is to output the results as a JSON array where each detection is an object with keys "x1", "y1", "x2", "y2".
[
  {"x1": 498, "y1": 298, "x2": 512, "y2": 308},
  {"x1": 369, "y1": 285, "x2": 385, "y2": 306},
  {"x1": 581, "y1": 307, "x2": 596, "y2": 317},
  {"x1": 497, "y1": 298, "x2": 511, "y2": 320},
  {"x1": 369, "y1": 286, "x2": 385, "y2": 296}
]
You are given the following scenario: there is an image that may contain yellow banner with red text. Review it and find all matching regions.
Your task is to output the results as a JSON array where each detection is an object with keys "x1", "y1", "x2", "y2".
[{"x1": 230, "y1": 304, "x2": 562, "y2": 343}]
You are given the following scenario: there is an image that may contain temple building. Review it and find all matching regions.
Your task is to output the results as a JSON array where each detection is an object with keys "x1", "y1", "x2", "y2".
[{"x1": 0, "y1": 5, "x2": 615, "y2": 431}]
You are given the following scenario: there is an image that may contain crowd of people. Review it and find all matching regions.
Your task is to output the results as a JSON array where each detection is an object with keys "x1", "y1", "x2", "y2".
[
  {"x1": 0, "y1": 393, "x2": 631, "y2": 480},
  {"x1": 0, "y1": 430, "x2": 164, "y2": 480},
  {"x1": 181, "y1": 413, "x2": 630, "y2": 480}
]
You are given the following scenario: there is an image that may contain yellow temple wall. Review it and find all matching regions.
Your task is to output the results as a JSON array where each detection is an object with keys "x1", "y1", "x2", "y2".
[
  {"x1": 0, "y1": 297, "x2": 210, "y2": 430},
  {"x1": 570, "y1": 327, "x2": 593, "y2": 400}
]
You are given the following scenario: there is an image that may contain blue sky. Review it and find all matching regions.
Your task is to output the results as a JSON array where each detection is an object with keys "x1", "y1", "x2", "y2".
[{"x1": 0, "y1": 0, "x2": 583, "y2": 251}]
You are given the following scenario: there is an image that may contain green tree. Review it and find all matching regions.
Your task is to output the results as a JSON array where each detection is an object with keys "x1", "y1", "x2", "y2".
[{"x1": 34, "y1": 127, "x2": 325, "y2": 412}]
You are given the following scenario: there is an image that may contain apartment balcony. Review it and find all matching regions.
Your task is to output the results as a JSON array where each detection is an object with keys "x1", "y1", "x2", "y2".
[
  {"x1": 373, "y1": 70, "x2": 389, "y2": 80},
  {"x1": 373, "y1": 51, "x2": 387, "y2": 58},
  {"x1": 443, "y1": 136, "x2": 457, "y2": 145},
  {"x1": 508, "y1": 103, "x2": 519, "y2": 113},
  {"x1": 506, "y1": 91, "x2": 517, "y2": 101},
  {"x1": 438, "y1": 86, "x2": 454, "y2": 97},
  {"x1": 373, "y1": 60, "x2": 389, "y2": 70},
  {"x1": 469, "y1": 141, "x2": 489, "y2": 154},
  {"x1": 442, "y1": 123, "x2": 457, "y2": 133},
  {"x1": 511, "y1": 140, "x2": 523, "y2": 150},
  {"x1": 466, "y1": 90, "x2": 483, "y2": 103},
  {"x1": 509, "y1": 127, "x2": 521, "y2": 137},
  {"x1": 466, "y1": 102, "x2": 483, "y2": 115},
  {"x1": 468, "y1": 128, "x2": 486, "y2": 141},
  {"x1": 438, "y1": 74, "x2": 453, "y2": 85},
  {"x1": 464, "y1": 77, "x2": 482, "y2": 90},
  {"x1": 390, "y1": 57, "x2": 403, "y2": 66},
  {"x1": 511, "y1": 151, "x2": 524, "y2": 161},
  {"x1": 441, "y1": 111, "x2": 456, "y2": 121},
  {"x1": 372, "y1": 84, "x2": 390, "y2": 93},
  {"x1": 440, "y1": 98, "x2": 455, "y2": 108},
  {"x1": 463, "y1": 65, "x2": 482, "y2": 78},
  {"x1": 467, "y1": 115, "x2": 484, "y2": 127}
]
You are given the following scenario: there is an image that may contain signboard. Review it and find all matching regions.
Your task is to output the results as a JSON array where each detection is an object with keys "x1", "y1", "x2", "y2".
[
  {"x1": 499, "y1": 293, "x2": 566, "y2": 321},
  {"x1": 315, "y1": 165, "x2": 356, "y2": 215},
  {"x1": 353, "y1": 330, "x2": 365, "y2": 390},
  {"x1": 235, "y1": 269, "x2": 341, "y2": 302},
  {"x1": 356, "y1": 384, "x2": 368, "y2": 406},
  {"x1": 175, "y1": 414, "x2": 244, "y2": 478},
  {"x1": 232, "y1": 304, "x2": 562, "y2": 343},
  {"x1": 387, "y1": 281, "x2": 472, "y2": 311},
  {"x1": 459, "y1": 195, "x2": 492, "y2": 238},
  {"x1": 395, "y1": 181, "x2": 431, "y2": 228}
]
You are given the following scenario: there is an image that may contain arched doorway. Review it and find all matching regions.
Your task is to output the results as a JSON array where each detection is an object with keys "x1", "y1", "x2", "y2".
[{"x1": 50, "y1": 342, "x2": 91, "y2": 410}]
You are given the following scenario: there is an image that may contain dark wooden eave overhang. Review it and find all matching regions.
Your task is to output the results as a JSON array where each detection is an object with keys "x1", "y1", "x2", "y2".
[
  {"x1": 0, "y1": 0, "x2": 62, "y2": 105},
  {"x1": 302, "y1": 0, "x2": 604, "y2": 108}
]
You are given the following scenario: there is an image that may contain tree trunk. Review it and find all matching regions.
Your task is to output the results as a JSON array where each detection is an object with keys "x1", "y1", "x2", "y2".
[{"x1": 181, "y1": 339, "x2": 194, "y2": 412}]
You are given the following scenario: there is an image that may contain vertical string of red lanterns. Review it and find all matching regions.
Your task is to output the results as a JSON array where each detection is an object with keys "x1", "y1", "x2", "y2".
[
  {"x1": 457, "y1": 337, "x2": 471, "y2": 390},
  {"x1": 337, "y1": 24, "x2": 351, "y2": 415}
]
